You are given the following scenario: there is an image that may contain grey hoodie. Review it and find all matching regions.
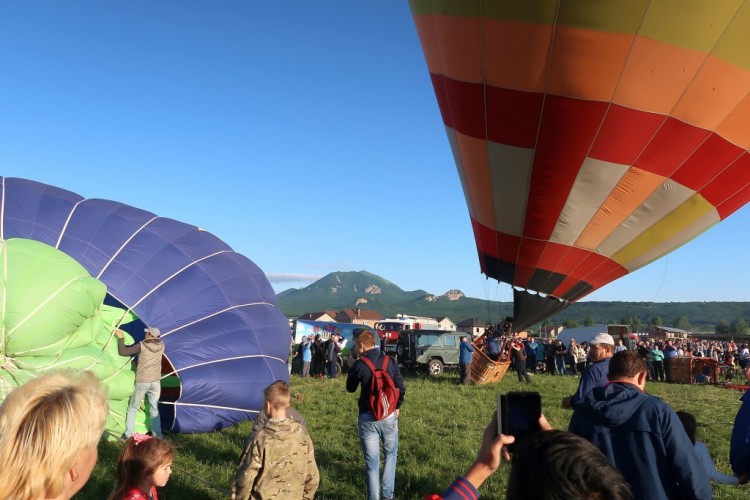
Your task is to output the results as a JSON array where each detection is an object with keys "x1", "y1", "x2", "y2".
[{"x1": 118, "y1": 338, "x2": 165, "y2": 382}]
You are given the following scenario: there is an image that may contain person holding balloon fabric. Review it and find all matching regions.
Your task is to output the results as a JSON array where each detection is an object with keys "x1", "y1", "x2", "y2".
[{"x1": 116, "y1": 327, "x2": 166, "y2": 438}]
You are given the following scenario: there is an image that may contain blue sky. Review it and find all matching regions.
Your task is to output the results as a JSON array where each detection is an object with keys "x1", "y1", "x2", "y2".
[{"x1": 1, "y1": 1, "x2": 748, "y2": 303}]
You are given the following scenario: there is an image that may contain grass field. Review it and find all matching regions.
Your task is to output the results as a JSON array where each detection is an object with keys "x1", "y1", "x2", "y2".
[{"x1": 79, "y1": 368, "x2": 749, "y2": 499}]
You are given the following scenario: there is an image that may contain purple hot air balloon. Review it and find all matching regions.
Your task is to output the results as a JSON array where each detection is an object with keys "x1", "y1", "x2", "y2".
[{"x1": 0, "y1": 177, "x2": 290, "y2": 433}]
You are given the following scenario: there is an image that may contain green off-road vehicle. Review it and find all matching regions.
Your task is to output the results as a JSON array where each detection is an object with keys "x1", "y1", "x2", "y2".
[{"x1": 396, "y1": 329, "x2": 462, "y2": 376}]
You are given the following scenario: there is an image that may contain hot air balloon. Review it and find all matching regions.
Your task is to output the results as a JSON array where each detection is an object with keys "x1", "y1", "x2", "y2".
[
  {"x1": 410, "y1": 0, "x2": 750, "y2": 330},
  {"x1": 0, "y1": 177, "x2": 290, "y2": 434}
]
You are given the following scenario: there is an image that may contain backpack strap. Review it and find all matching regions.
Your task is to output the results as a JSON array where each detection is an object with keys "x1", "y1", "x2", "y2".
[
  {"x1": 380, "y1": 355, "x2": 390, "y2": 371},
  {"x1": 361, "y1": 355, "x2": 390, "y2": 373},
  {"x1": 360, "y1": 356, "x2": 376, "y2": 372}
]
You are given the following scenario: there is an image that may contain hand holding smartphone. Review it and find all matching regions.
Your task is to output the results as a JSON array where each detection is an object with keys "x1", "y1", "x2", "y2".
[{"x1": 496, "y1": 391, "x2": 542, "y2": 452}]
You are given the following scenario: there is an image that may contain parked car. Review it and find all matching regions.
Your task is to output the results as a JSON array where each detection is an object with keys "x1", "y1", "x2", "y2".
[{"x1": 396, "y1": 329, "x2": 462, "y2": 376}]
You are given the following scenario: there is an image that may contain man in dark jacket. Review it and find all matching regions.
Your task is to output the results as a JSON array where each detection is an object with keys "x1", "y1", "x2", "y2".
[
  {"x1": 116, "y1": 326, "x2": 165, "y2": 438},
  {"x1": 569, "y1": 350, "x2": 712, "y2": 500},
  {"x1": 325, "y1": 333, "x2": 341, "y2": 378},
  {"x1": 346, "y1": 330, "x2": 406, "y2": 500},
  {"x1": 730, "y1": 365, "x2": 750, "y2": 477}
]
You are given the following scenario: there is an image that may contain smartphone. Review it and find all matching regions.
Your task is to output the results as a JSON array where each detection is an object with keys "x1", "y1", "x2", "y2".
[{"x1": 497, "y1": 391, "x2": 542, "y2": 452}]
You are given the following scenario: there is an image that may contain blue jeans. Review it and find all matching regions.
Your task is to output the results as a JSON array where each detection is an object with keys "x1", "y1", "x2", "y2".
[
  {"x1": 125, "y1": 381, "x2": 162, "y2": 437},
  {"x1": 555, "y1": 356, "x2": 566, "y2": 375},
  {"x1": 358, "y1": 412, "x2": 398, "y2": 500},
  {"x1": 327, "y1": 359, "x2": 338, "y2": 378}
]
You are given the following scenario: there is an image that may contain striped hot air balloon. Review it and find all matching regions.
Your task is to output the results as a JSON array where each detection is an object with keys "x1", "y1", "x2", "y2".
[{"x1": 410, "y1": 0, "x2": 750, "y2": 329}]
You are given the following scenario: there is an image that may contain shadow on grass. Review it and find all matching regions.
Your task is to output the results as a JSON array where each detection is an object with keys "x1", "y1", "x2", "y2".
[
  {"x1": 313, "y1": 438, "x2": 447, "y2": 500},
  {"x1": 400, "y1": 369, "x2": 465, "y2": 385}
]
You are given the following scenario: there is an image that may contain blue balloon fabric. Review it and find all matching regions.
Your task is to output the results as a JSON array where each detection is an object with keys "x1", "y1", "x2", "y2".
[{"x1": 0, "y1": 177, "x2": 291, "y2": 433}]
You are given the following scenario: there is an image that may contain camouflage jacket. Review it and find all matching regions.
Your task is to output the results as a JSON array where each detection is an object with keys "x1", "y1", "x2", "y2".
[{"x1": 232, "y1": 417, "x2": 319, "y2": 500}]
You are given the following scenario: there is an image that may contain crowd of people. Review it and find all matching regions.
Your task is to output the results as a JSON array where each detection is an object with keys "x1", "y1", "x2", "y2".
[
  {"x1": 292, "y1": 332, "x2": 347, "y2": 379},
  {"x1": 3, "y1": 320, "x2": 749, "y2": 500},
  {"x1": 471, "y1": 322, "x2": 750, "y2": 386}
]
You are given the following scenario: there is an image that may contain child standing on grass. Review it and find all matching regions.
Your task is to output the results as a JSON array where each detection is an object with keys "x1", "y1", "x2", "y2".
[
  {"x1": 109, "y1": 434, "x2": 174, "y2": 500},
  {"x1": 232, "y1": 380, "x2": 319, "y2": 500}
]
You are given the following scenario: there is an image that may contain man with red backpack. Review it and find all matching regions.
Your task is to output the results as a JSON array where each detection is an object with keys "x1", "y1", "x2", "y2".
[{"x1": 346, "y1": 329, "x2": 406, "y2": 500}]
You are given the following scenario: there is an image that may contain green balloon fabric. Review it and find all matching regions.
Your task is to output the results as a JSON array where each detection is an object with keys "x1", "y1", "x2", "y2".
[{"x1": 0, "y1": 238, "x2": 141, "y2": 437}]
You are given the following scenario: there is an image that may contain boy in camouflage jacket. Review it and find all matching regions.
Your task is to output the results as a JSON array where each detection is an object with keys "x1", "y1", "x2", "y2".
[{"x1": 232, "y1": 381, "x2": 319, "y2": 500}]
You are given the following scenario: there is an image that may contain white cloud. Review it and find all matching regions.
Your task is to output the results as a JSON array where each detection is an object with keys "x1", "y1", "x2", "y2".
[{"x1": 266, "y1": 273, "x2": 322, "y2": 284}]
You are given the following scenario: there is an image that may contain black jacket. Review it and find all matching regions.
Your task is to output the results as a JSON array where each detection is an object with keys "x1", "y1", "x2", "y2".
[{"x1": 346, "y1": 349, "x2": 406, "y2": 415}]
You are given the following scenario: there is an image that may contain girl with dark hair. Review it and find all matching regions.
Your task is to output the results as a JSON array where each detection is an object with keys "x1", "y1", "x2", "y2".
[{"x1": 109, "y1": 435, "x2": 174, "y2": 500}]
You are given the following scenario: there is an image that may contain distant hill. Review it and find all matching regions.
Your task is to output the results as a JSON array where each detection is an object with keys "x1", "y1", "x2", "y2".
[
  {"x1": 276, "y1": 271, "x2": 750, "y2": 331},
  {"x1": 276, "y1": 270, "x2": 490, "y2": 318}
]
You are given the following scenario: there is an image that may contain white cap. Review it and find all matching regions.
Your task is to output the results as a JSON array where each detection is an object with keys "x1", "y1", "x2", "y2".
[{"x1": 590, "y1": 333, "x2": 615, "y2": 346}]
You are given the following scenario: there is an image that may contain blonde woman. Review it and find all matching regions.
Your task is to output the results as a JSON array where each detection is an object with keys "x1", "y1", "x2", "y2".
[
  {"x1": 0, "y1": 370, "x2": 108, "y2": 499},
  {"x1": 568, "y1": 339, "x2": 581, "y2": 377}
]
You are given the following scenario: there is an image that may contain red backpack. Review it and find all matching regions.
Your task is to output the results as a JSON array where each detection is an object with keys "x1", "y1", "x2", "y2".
[{"x1": 360, "y1": 355, "x2": 400, "y2": 420}]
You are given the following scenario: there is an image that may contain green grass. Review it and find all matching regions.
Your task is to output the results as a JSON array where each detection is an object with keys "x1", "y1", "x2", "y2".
[{"x1": 78, "y1": 370, "x2": 748, "y2": 499}]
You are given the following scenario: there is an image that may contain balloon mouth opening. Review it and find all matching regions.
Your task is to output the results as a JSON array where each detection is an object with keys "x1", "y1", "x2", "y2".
[{"x1": 160, "y1": 356, "x2": 180, "y2": 403}]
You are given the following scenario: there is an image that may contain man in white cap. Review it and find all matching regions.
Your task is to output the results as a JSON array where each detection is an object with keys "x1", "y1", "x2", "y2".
[
  {"x1": 562, "y1": 332, "x2": 614, "y2": 409},
  {"x1": 116, "y1": 326, "x2": 166, "y2": 438}
]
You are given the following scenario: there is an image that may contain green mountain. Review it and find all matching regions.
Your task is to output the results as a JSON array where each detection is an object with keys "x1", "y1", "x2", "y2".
[
  {"x1": 276, "y1": 271, "x2": 750, "y2": 331},
  {"x1": 276, "y1": 270, "x2": 439, "y2": 317}
]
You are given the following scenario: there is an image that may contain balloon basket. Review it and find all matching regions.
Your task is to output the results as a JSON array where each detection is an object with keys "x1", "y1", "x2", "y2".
[
  {"x1": 470, "y1": 345, "x2": 510, "y2": 385},
  {"x1": 669, "y1": 356, "x2": 719, "y2": 384}
]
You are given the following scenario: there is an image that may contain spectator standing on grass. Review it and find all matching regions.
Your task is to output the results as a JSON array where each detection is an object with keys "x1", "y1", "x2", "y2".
[
  {"x1": 312, "y1": 334, "x2": 325, "y2": 377},
  {"x1": 568, "y1": 339, "x2": 581, "y2": 377},
  {"x1": 730, "y1": 365, "x2": 750, "y2": 478},
  {"x1": 554, "y1": 339, "x2": 567, "y2": 375},
  {"x1": 116, "y1": 327, "x2": 165, "y2": 439},
  {"x1": 459, "y1": 336, "x2": 474, "y2": 385},
  {"x1": 739, "y1": 344, "x2": 750, "y2": 369},
  {"x1": 651, "y1": 343, "x2": 665, "y2": 381},
  {"x1": 510, "y1": 338, "x2": 531, "y2": 384},
  {"x1": 637, "y1": 340, "x2": 655, "y2": 381},
  {"x1": 544, "y1": 339, "x2": 556, "y2": 374},
  {"x1": 232, "y1": 380, "x2": 319, "y2": 500},
  {"x1": 575, "y1": 341, "x2": 588, "y2": 374},
  {"x1": 677, "y1": 411, "x2": 746, "y2": 486},
  {"x1": 562, "y1": 333, "x2": 614, "y2": 409},
  {"x1": 525, "y1": 337, "x2": 538, "y2": 374},
  {"x1": 663, "y1": 340, "x2": 677, "y2": 382},
  {"x1": 300, "y1": 335, "x2": 313, "y2": 378},
  {"x1": 569, "y1": 350, "x2": 712, "y2": 500},
  {"x1": 325, "y1": 333, "x2": 341, "y2": 378},
  {"x1": 346, "y1": 329, "x2": 406, "y2": 500}
]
